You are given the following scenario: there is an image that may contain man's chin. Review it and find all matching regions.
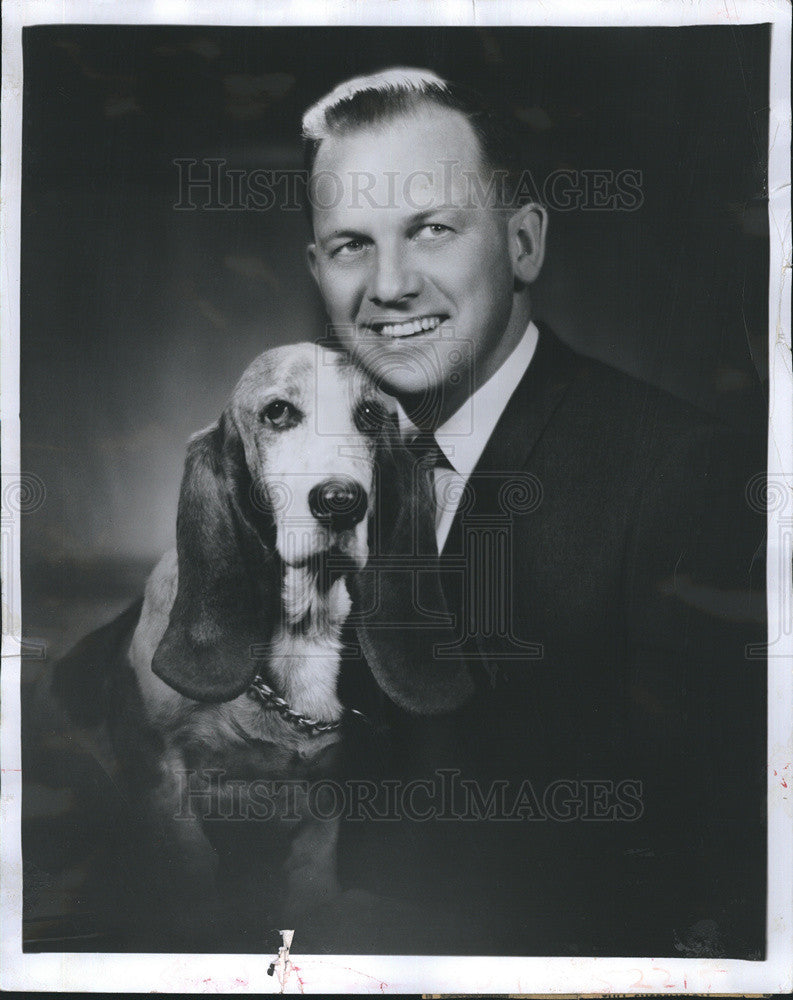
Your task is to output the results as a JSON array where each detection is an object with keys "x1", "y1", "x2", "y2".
[{"x1": 348, "y1": 347, "x2": 446, "y2": 398}]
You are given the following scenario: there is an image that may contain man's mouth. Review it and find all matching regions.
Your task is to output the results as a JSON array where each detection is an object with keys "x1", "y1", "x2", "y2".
[{"x1": 366, "y1": 315, "x2": 447, "y2": 339}]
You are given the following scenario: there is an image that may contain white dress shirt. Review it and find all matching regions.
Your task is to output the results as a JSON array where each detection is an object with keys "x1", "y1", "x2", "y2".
[{"x1": 397, "y1": 321, "x2": 539, "y2": 551}]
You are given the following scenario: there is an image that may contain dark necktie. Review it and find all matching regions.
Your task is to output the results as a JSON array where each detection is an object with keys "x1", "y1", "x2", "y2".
[{"x1": 406, "y1": 432, "x2": 447, "y2": 556}]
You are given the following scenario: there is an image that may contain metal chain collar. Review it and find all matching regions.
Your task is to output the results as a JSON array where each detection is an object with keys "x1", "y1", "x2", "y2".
[{"x1": 247, "y1": 674, "x2": 345, "y2": 734}]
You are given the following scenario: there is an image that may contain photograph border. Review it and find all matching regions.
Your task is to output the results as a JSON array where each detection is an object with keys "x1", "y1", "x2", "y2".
[{"x1": 2, "y1": 0, "x2": 791, "y2": 993}]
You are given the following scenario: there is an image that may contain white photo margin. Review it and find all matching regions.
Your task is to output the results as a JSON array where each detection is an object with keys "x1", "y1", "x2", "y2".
[{"x1": 2, "y1": 0, "x2": 790, "y2": 994}]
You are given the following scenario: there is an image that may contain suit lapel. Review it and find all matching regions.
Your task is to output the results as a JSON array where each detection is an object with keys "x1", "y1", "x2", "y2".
[{"x1": 441, "y1": 324, "x2": 578, "y2": 556}]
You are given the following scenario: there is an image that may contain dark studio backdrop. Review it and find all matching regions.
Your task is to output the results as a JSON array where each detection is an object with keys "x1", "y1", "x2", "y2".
[{"x1": 19, "y1": 23, "x2": 769, "y2": 952}]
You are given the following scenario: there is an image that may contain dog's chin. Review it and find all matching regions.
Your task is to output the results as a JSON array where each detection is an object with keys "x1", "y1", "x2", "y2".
[{"x1": 277, "y1": 540, "x2": 368, "y2": 575}]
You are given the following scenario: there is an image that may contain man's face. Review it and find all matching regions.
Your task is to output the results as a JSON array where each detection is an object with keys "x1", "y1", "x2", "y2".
[{"x1": 307, "y1": 105, "x2": 526, "y2": 422}]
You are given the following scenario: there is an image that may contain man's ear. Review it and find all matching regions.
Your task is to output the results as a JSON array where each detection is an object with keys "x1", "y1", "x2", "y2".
[
  {"x1": 306, "y1": 243, "x2": 319, "y2": 286},
  {"x1": 509, "y1": 202, "x2": 548, "y2": 285}
]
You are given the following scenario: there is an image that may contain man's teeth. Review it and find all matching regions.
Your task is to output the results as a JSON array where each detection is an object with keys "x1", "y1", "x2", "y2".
[{"x1": 377, "y1": 316, "x2": 442, "y2": 338}]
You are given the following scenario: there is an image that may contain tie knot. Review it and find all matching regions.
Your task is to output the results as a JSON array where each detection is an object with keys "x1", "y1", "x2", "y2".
[{"x1": 407, "y1": 432, "x2": 448, "y2": 469}]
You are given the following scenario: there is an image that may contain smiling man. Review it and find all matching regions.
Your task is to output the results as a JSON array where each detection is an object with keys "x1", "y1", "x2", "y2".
[
  {"x1": 305, "y1": 73, "x2": 544, "y2": 437},
  {"x1": 299, "y1": 69, "x2": 766, "y2": 957}
]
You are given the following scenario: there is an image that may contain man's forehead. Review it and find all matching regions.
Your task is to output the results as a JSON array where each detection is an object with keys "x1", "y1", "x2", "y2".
[{"x1": 310, "y1": 106, "x2": 491, "y2": 214}]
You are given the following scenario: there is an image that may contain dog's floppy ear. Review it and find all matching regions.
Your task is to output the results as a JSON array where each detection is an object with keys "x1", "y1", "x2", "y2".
[
  {"x1": 151, "y1": 413, "x2": 280, "y2": 702},
  {"x1": 351, "y1": 425, "x2": 474, "y2": 715}
]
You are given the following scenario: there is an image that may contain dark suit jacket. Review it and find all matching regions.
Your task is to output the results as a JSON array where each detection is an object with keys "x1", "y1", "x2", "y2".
[{"x1": 337, "y1": 326, "x2": 766, "y2": 958}]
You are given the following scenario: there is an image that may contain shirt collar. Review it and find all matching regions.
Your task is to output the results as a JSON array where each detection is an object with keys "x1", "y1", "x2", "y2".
[{"x1": 396, "y1": 321, "x2": 539, "y2": 477}]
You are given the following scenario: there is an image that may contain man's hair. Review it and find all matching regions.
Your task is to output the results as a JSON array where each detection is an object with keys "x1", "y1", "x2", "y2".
[{"x1": 301, "y1": 67, "x2": 525, "y2": 220}]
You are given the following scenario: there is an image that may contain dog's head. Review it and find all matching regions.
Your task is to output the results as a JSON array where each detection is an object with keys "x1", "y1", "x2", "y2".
[
  {"x1": 151, "y1": 342, "x2": 383, "y2": 702},
  {"x1": 152, "y1": 340, "x2": 472, "y2": 713}
]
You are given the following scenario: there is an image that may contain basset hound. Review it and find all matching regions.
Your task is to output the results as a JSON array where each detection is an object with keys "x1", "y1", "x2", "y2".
[{"x1": 47, "y1": 340, "x2": 471, "y2": 948}]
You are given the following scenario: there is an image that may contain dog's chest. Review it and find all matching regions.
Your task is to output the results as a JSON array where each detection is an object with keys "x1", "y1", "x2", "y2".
[
  {"x1": 178, "y1": 688, "x2": 341, "y2": 779},
  {"x1": 169, "y1": 691, "x2": 341, "y2": 885},
  {"x1": 130, "y1": 559, "x2": 352, "y2": 802}
]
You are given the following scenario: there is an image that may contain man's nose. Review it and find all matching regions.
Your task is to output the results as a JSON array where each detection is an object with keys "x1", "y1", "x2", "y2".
[{"x1": 368, "y1": 247, "x2": 421, "y2": 305}]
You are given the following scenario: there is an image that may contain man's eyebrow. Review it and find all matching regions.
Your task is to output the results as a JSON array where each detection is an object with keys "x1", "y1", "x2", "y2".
[
  {"x1": 320, "y1": 228, "x2": 369, "y2": 245},
  {"x1": 409, "y1": 205, "x2": 464, "y2": 223}
]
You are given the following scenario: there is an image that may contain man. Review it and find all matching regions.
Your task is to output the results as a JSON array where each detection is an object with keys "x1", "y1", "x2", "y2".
[{"x1": 301, "y1": 69, "x2": 766, "y2": 957}]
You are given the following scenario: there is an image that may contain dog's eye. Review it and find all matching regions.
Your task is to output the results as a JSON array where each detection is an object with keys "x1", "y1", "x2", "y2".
[
  {"x1": 355, "y1": 399, "x2": 388, "y2": 435},
  {"x1": 261, "y1": 399, "x2": 298, "y2": 429}
]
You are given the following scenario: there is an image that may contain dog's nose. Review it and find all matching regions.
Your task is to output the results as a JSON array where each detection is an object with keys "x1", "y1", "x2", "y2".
[{"x1": 308, "y1": 478, "x2": 368, "y2": 529}]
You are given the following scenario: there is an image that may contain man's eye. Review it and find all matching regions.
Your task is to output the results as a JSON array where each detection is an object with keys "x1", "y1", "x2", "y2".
[
  {"x1": 261, "y1": 400, "x2": 299, "y2": 429},
  {"x1": 420, "y1": 223, "x2": 452, "y2": 237},
  {"x1": 354, "y1": 399, "x2": 388, "y2": 435},
  {"x1": 333, "y1": 239, "x2": 368, "y2": 256}
]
